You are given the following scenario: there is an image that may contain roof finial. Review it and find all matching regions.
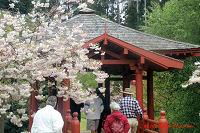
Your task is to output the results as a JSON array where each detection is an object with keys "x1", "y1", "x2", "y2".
[{"x1": 79, "y1": 8, "x2": 95, "y2": 14}]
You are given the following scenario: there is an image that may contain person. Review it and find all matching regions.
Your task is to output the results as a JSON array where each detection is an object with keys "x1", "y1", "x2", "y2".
[
  {"x1": 96, "y1": 87, "x2": 111, "y2": 133},
  {"x1": 84, "y1": 90, "x2": 104, "y2": 133},
  {"x1": 70, "y1": 98, "x2": 84, "y2": 121},
  {"x1": 31, "y1": 96, "x2": 64, "y2": 133},
  {"x1": 104, "y1": 102, "x2": 130, "y2": 133},
  {"x1": 119, "y1": 88, "x2": 143, "y2": 133}
]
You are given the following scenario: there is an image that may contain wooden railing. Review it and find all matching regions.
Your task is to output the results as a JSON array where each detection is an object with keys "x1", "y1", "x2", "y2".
[
  {"x1": 65, "y1": 108, "x2": 168, "y2": 133},
  {"x1": 143, "y1": 108, "x2": 168, "y2": 133},
  {"x1": 65, "y1": 109, "x2": 80, "y2": 133}
]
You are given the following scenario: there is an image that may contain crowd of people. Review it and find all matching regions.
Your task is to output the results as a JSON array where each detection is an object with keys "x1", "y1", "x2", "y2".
[{"x1": 31, "y1": 86, "x2": 143, "y2": 133}]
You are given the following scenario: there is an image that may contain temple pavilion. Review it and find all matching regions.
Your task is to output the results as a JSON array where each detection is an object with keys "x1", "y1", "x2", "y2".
[{"x1": 29, "y1": 8, "x2": 200, "y2": 133}]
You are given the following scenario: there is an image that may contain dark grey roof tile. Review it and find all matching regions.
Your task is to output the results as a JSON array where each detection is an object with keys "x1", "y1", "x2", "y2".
[{"x1": 64, "y1": 13, "x2": 200, "y2": 50}]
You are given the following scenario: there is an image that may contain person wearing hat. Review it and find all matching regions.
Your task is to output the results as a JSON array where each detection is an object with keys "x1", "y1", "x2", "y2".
[
  {"x1": 31, "y1": 96, "x2": 64, "y2": 133},
  {"x1": 119, "y1": 87, "x2": 143, "y2": 133}
]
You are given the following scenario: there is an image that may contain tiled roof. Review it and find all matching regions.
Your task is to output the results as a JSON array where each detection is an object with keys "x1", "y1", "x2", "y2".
[{"x1": 64, "y1": 12, "x2": 200, "y2": 51}]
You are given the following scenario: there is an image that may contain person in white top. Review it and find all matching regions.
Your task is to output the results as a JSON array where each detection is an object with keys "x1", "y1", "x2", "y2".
[{"x1": 31, "y1": 96, "x2": 64, "y2": 133}]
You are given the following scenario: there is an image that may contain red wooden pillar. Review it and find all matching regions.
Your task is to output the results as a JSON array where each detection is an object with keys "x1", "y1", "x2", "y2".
[
  {"x1": 62, "y1": 78, "x2": 70, "y2": 133},
  {"x1": 135, "y1": 68, "x2": 143, "y2": 133},
  {"x1": 147, "y1": 71, "x2": 154, "y2": 120},
  {"x1": 135, "y1": 69, "x2": 143, "y2": 109},
  {"x1": 29, "y1": 83, "x2": 38, "y2": 131}
]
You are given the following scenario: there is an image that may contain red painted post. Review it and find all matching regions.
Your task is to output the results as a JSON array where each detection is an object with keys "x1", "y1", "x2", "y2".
[
  {"x1": 136, "y1": 68, "x2": 143, "y2": 133},
  {"x1": 135, "y1": 69, "x2": 143, "y2": 109},
  {"x1": 159, "y1": 111, "x2": 168, "y2": 133},
  {"x1": 143, "y1": 108, "x2": 149, "y2": 129},
  {"x1": 62, "y1": 77, "x2": 70, "y2": 133},
  {"x1": 65, "y1": 109, "x2": 72, "y2": 132},
  {"x1": 71, "y1": 112, "x2": 80, "y2": 133},
  {"x1": 29, "y1": 83, "x2": 38, "y2": 131}
]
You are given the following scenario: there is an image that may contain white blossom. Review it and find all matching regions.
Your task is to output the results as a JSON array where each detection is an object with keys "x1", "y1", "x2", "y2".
[{"x1": 9, "y1": 3, "x2": 15, "y2": 8}]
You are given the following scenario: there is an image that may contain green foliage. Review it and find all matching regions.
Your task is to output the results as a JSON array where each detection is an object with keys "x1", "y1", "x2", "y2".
[
  {"x1": 88, "y1": 0, "x2": 122, "y2": 23},
  {"x1": 0, "y1": 0, "x2": 10, "y2": 9},
  {"x1": 5, "y1": 119, "x2": 28, "y2": 133},
  {"x1": 0, "y1": 0, "x2": 33, "y2": 14},
  {"x1": 15, "y1": 0, "x2": 33, "y2": 14},
  {"x1": 141, "y1": 0, "x2": 200, "y2": 45},
  {"x1": 89, "y1": 0, "x2": 110, "y2": 17},
  {"x1": 80, "y1": 112, "x2": 87, "y2": 131},
  {"x1": 77, "y1": 72, "x2": 98, "y2": 90},
  {"x1": 141, "y1": 1, "x2": 200, "y2": 132},
  {"x1": 125, "y1": 1, "x2": 138, "y2": 29},
  {"x1": 124, "y1": 0, "x2": 152, "y2": 30},
  {"x1": 153, "y1": 57, "x2": 200, "y2": 132}
]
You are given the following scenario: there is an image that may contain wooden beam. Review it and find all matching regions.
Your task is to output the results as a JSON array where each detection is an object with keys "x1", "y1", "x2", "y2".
[
  {"x1": 101, "y1": 55, "x2": 105, "y2": 60},
  {"x1": 102, "y1": 49, "x2": 123, "y2": 59},
  {"x1": 124, "y1": 48, "x2": 128, "y2": 54},
  {"x1": 104, "y1": 23, "x2": 108, "y2": 45},
  {"x1": 106, "y1": 35, "x2": 182, "y2": 69},
  {"x1": 129, "y1": 64, "x2": 135, "y2": 70},
  {"x1": 140, "y1": 56, "x2": 145, "y2": 64},
  {"x1": 193, "y1": 53, "x2": 200, "y2": 56},
  {"x1": 154, "y1": 48, "x2": 200, "y2": 58},
  {"x1": 99, "y1": 59, "x2": 136, "y2": 65},
  {"x1": 87, "y1": 52, "x2": 96, "y2": 58},
  {"x1": 83, "y1": 35, "x2": 105, "y2": 48},
  {"x1": 108, "y1": 76, "x2": 147, "y2": 81}
]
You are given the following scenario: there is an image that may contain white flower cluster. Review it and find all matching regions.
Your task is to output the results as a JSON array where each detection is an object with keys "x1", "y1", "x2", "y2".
[
  {"x1": 182, "y1": 61, "x2": 200, "y2": 88},
  {"x1": 7, "y1": 111, "x2": 29, "y2": 127},
  {"x1": 93, "y1": 71, "x2": 109, "y2": 83},
  {"x1": 0, "y1": 0, "x2": 106, "y2": 128}
]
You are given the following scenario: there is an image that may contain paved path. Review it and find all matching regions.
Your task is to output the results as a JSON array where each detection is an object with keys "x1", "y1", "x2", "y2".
[{"x1": 80, "y1": 131, "x2": 90, "y2": 133}]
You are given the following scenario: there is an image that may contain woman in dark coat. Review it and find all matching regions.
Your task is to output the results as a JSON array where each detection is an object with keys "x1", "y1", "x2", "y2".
[{"x1": 96, "y1": 88, "x2": 111, "y2": 133}]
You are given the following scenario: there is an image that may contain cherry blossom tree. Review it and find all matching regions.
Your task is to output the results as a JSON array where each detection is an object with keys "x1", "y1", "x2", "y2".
[{"x1": 0, "y1": 0, "x2": 109, "y2": 128}]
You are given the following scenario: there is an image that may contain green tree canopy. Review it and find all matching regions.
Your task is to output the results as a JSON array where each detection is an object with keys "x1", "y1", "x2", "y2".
[
  {"x1": 141, "y1": 0, "x2": 200, "y2": 45},
  {"x1": 0, "y1": 0, "x2": 33, "y2": 14}
]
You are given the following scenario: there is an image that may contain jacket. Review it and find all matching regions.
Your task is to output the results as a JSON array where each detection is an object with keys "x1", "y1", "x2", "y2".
[
  {"x1": 31, "y1": 105, "x2": 64, "y2": 133},
  {"x1": 84, "y1": 97, "x2": 104, "y2": 119},
  {"x1": 104, "y1": 111, "x2": 130, "y2": 133}
]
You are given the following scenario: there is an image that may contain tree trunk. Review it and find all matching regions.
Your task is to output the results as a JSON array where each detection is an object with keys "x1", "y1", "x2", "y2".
[{"x1": 0, "y1": 114, "x2": 4, "y2": 133}]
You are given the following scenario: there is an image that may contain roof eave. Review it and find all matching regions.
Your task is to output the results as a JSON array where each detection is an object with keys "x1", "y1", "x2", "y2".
[{"x1": 83, "y1": 34, "x2": 184, "y2": 71}]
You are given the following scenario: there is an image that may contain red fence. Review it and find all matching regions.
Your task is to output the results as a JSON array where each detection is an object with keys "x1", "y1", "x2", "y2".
[
  {"x1": 65, "y1": 110, "x2": 80, "y2": 133},
  {"x1": 65, "y1": 108, "x2": 168, "y2": 133},
  {"x1": 143, "y1": 108, "x2": 168, "y2": 133}
]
